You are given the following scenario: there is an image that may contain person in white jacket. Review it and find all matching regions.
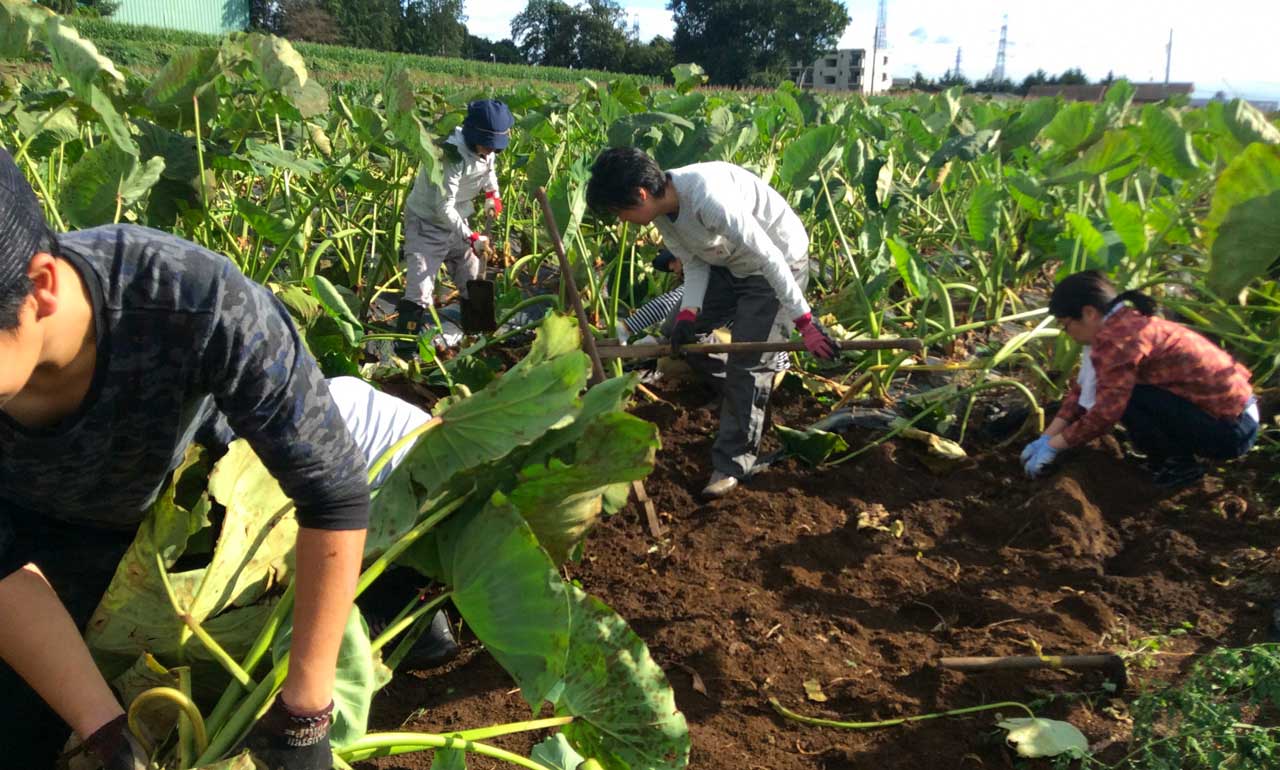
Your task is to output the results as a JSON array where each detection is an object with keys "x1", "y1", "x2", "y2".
[
  {"x1": 396, "y1": 100, "x2": 514, "y2": 356},
  {"x1": 587, "y1": 148, "x2": 835, "y2": 499}
]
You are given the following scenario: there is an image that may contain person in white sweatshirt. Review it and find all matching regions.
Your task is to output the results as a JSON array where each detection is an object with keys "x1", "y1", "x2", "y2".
[
  {"x1": 396, "y1": 99, "x2": 514, "y2": 356},
  {"x1": 587, "y1": 147, "x2": 835, "y2": 499}
]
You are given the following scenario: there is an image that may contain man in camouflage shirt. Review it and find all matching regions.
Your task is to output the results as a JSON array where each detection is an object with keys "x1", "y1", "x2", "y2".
[{"x1": 0, "y1": 146, "x2": 368, "y2": 769}]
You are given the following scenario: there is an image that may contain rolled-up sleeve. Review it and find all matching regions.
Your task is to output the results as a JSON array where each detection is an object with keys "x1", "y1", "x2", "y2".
[{"x1": 199, "y1": 266, "x2": 370, "y2": 530}]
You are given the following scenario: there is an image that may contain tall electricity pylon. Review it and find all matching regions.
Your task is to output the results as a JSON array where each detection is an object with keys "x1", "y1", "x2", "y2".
[{"x1": 991, "y1": 14, "x2": 1008, "y2": 82}]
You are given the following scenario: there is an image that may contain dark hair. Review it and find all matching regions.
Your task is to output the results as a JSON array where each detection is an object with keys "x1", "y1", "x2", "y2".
[
  {"x1": 0, "y1": 229, "x2": 56, "y2": 331},
  {"x1": 586, "y1": 147, "x2": 668, "y2": 214},
  {"x1": 0, "y1": 273, "x2": 34, "y2": 331},
  {"x1": 1048, "y1": 270, "x2": 1158, "y2": 319}
]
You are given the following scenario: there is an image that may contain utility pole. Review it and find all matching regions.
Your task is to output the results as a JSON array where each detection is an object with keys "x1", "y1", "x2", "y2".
[
  {"x1": 955, "y1": 46, "x2": 962, "y2": 79},
  {"x1": 991, "y1": 14, "x2": 1007, "y2": 83},
  {"x1": 870, "y1": 0, "x2": 888, "y2": 95},
  {"x1": 1164, "y1": 28, "x2": 1173, "y2": 84}
]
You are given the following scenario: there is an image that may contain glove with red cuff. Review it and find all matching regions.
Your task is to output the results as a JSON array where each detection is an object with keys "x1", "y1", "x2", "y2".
[
  {"x1": 469, "y1": 232, "x2": 490, "y2": 257},
  {"x1": 795, "y1": 313, "x2": 836, "y2": 359},
  {"x1": 669, "y1": 309, "x2": 699, "y2": 355},
  {"x1": 484, "y1": 190, "x2": 503, "y2": 216}
]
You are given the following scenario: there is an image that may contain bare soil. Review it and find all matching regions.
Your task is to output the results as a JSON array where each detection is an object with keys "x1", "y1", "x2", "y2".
[{"x1": 359, "y1": 379, "x2": 1280, "y2": 770}]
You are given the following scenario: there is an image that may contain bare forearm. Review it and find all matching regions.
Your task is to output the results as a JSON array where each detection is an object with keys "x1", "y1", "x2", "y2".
[
  {"x1": 281, "y1": 528, "x2": 366, "y2": 711},
  {"x1": 0, "y1": 565, "x2": 122, "y2": 738}
]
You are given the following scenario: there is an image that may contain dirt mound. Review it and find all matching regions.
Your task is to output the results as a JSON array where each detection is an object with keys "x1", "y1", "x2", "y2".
[
  {"x1": 360, "y1": 382, "x2": 1280, "y2": 770},
  {"x1": 1014, "y1": 475, "x2": 1122, "y2": 567}
]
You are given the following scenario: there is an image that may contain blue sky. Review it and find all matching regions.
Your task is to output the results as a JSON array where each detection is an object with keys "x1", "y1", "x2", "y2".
[{"x1": 462, "y1": 1, "x2": 1280, "y2": 101}]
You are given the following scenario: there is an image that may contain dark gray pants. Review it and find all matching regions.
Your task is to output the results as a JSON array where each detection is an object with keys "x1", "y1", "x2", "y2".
[{"x1": 666, "y1": 263, "x2": 808, "y2": 479}]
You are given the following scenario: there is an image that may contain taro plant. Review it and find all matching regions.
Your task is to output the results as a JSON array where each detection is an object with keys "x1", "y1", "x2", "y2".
[{"x1": 84, "y1": 315, "x2": 689, "y2": 770}]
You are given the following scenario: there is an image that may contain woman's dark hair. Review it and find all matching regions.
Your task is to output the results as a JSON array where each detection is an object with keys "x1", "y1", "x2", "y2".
[
  {"x1": 586, "y1": 147, "x2": 669, "y2": 214},
  {"x1": 1048, "y1": 270, "x2": 1158, "y2": 319}
]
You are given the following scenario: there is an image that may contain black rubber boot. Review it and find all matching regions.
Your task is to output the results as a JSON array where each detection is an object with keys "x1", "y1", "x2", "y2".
[
  {"x1": 394, "y1": 299, "x2": 427, "y2": 359},
  {"x1": 360, "y1": 568, "x2": 460, "y2": 669}
]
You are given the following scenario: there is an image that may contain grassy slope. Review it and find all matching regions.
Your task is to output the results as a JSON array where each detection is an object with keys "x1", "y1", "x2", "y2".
[{"x1": 59, "y1": 17, "x2": 659, "y2": 91}]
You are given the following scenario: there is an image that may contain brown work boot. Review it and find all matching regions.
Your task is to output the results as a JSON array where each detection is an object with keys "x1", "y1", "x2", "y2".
[{"x1": 701, "y1": 472, "x2": 739, "y2": 499}]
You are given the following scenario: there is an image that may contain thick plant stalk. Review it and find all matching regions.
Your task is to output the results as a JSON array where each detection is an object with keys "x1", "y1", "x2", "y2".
[
  {"x1": 769, "y1": 697, "x2": 1035, "y2": 729},
  {"x1": 338, "y1": 732, "x2": 567, "y2": 768},
  {"x1": 128, "y1": 686, "x2": 210, "y2": 757}
]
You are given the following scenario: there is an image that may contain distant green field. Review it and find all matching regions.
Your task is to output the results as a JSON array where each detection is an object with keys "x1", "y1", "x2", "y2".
[{"x1": 61, "y1": 17, "x2": 660, "y2": 89}]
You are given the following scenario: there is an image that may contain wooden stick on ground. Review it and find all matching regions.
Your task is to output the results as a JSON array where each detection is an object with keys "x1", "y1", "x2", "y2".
[{"x1": 631, "y1": 480, "x2": 665, "y2": 539}]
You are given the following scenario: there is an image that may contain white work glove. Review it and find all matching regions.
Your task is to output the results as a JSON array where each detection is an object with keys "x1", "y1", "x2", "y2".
[{"x1": 470, "y1": 234, "x2": 490, "y2": 257}]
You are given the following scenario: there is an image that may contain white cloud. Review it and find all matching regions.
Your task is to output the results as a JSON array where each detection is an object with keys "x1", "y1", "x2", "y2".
[
  {"x1": 464, "y1": 0, "x2": 1280, "y2": 99},
  {"x1": 625, "y1": 7, "x2": 675, "y2": 41},
  {"x1": 463, "y1": 0, "x2": 526, "y2": 42}
]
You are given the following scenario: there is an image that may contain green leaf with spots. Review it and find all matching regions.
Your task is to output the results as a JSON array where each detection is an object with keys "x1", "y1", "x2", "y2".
[
  {"x1": 442, "y1": 497, "x2": 571, "y2": 710},
  {"x1": 557, "y1": 585, "x2": 690, "y2": 770}
]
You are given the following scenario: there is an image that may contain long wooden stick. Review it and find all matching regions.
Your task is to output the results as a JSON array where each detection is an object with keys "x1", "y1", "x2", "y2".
[
  {"x1": 938, "y1": 654, "x2": 1121, "y2": 672},
  {"x1": 594, "y1": 338, "x2": 924, "y2": 360},
  {"x1": 534, "y1": 187, "x2": 606, "y2": 386}
]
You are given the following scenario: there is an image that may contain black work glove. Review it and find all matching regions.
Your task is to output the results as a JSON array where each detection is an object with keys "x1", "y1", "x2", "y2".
[
  {"x1": 241, "y1": 697, "x2": 333, "y2": 770},
  {"x1": 84, "y1": 716, "x2": 149, "y2": 770},
  {"x1": 669, "y1": 309, "x2": 699, "y2": 356}
]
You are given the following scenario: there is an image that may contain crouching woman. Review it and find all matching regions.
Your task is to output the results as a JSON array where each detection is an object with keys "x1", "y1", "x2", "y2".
[{"x1": 1022, "y1": 271, "x2": 1260, "y2": 486}]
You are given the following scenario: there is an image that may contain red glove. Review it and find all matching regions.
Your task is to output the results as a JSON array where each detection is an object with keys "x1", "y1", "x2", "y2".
[
  {"x1": 795, "y1": 313, "x2": 836, "y2": 359},
  {"x1": 485, "y1": 191, "x2": 503, "y2": 216},
  {"x1": 669, "y1": 308, "x2": 699, "y2": 354}
]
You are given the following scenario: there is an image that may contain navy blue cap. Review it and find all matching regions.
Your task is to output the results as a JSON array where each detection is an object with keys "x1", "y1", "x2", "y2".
[
  {"x1": 463, "y1": 99, "x2": 515, "y2": 151},
  {"x1": 0, "y1": 146, "x2": 53, "y2": 290},
  {"x1": 652, "y1": 249, "x2": 677, "y2": 273}
]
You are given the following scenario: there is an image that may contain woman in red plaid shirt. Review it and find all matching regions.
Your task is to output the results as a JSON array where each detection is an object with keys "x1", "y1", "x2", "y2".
[{"x1": 1022, "y1": 271, "x2": 1260, "y2": 487}]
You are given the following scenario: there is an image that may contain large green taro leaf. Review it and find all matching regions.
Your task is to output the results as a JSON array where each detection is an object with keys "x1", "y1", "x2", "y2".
[
  {"x1": 509, "y1": 412, "x2": 658, "y2": 564},
  {"x1": 779, "y1": 123, "x2": 841, "y2": 191},
  {"x1": 1205, "y1": 143, "x2": 1280, "y2": 299},
  {"x1": 60, "y1": 141, "x2": 165, "y2": 227},
  {"x1": 441, "y1": 497, "x2": 571, "y2": 710},
  {"x1": 400, "y1": 342, "x2": 589, "y2": 501},
  {"x1": 557, "y1": 586, "x2": 690, "y2": 770},
  {"x1": 87, "y1": 440, "x2": 299, "y2": 677},
  {"x1": 364, "y1": 316, "x2": 593, "y2": 560}
]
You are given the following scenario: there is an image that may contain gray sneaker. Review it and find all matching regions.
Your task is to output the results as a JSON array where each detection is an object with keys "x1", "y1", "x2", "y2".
[{"x1": 701, "y1": 472, "x2": 739, "y2": 499}]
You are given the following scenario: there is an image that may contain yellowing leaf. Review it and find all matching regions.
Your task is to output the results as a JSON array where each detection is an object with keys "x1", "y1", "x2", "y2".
[
  {"x1": 803, "y1": 678, "x2": 828, "y2": 702},
  {"x1": 997, "y1": 717, "x2": 1089, "y2": 758}
]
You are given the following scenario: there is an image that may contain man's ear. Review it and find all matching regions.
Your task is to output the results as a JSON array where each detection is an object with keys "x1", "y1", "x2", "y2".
[{"x1": 27, "y1": 252, "x2": 60, "y2": 320}]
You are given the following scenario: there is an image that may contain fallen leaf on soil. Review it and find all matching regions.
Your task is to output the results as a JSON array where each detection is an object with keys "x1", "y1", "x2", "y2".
[
  {"x1": 674, "y1": 662, "x2": 709, "y2": 697},
  {"x1": 856, "y1": 504, "x2": 892, "y2": 532},
  {"x1": 893, "y1": 422, "x2": 967, "y2": 460},
  {"x1": 997, "y1": 717, "x2": 1089, "y2": 758},
  {"x1": 804, "y1": 678, "x2": 828, "y2": 702}
]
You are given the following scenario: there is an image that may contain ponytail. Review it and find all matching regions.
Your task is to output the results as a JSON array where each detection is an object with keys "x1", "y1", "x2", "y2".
[
  {"x1": 1107, "y1": 290, "x2": 1158, "y2": 316},
  {"x1": 1050, "y1": 271, "x2": 1158, "y2": 319}
]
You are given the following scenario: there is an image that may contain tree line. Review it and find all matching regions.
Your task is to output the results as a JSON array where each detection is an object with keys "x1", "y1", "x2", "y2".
[
  {"x1": 41, "y1": 0, "x2": 853, "y2": 85},
  {"x1": 907, "y1": 67, "x2": 1116, "y2": 96}
]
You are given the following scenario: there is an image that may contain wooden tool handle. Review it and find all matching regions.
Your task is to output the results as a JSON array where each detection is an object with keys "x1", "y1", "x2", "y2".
[
  {"x1": 534, "y1": 187, "x2": 606, "y2": 385},
  {"x1": 594, "y1": 338, "x2": 923, "y2": 360},
  {"x1": 938, "y1": 654, "x2": 1120, "y2": 672}
]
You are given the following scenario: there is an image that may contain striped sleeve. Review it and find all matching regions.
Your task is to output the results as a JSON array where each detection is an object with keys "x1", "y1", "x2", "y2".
[{"x1": 625, "y1": 288, "x2": 684, "y2": 333}]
